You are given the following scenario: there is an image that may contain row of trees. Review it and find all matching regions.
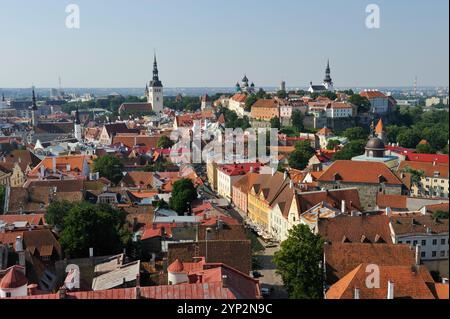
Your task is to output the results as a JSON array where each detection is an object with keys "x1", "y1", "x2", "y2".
[{"x1": 386, "y1": 107, "x2": 449, "y2": 153}]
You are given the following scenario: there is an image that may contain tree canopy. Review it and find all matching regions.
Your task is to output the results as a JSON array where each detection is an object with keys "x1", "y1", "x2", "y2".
[
  {"x1": 333, "y1": 140, "x2": 366, "y2": 160},
  {"x1": 326, "y1": 139, "x2": 341, "y2": 150},
  {"x1": 348, "y1": 94, "x2": 371, "y2": 114},
  {"x1": 342, "y1": 127, "x2": 367, "y2": 141},
  {"x1": 54, "y1": 201, "x2": 131, "y2": 259},
  {"x1": 270, "y1": 116, "x2": 281, "y2": 130},
  {"x1": 169, "y1": 178, "x2": 198, "y2": 214},
  {"x1": 289, "y1": 141, "x2": 315, "y2": 170},
  {"x1": 274, "y1": 224, "x2": 324, "y2": 299},
  {"x1": 157, "y1": 135, "x2": 174, "y2": 149},
  {"x1": 292, "y1": 110, "x2": 304, "y2": 132},
  {"x1": 245, "y1": 94, "x2": 258, "y2": 112},
  {"x1": 93, "y1": 155, "x2": 124, "y2": 185}
]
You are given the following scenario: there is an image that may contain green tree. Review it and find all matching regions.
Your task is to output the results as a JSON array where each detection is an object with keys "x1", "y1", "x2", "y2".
[
  {"x1": 274, "y1": 224, "x2": 324, "y2": 299},
  {"x1": 433, "y1": 211, "x2": 449, "y2": 219},
  {"x1": 276, "y1": 90, "x2": 288, "y2": 99},
  {"x1": 45, "y1": 201, "x2": 74, "y2": 229},
  {"x1": 157, "y1": 135, "x2": 174, "y2": 149},
  {"x1": 93, "y1": 155, "x2": 124, "y2": 185},
  {"x1": 59, "y1": 202, "x2": 131, "y2": 258},
  {"x1": 270, "y1": 116, "x2": 281, "y2": 129},
  {"x1": 321, "y1": 91, "x2": 337, "y2": 101},
  {"x1": 326, "y1": 139, "x2": 340, "y2": 150},
  {"x1": 289, "y1": 141, "x2": 315, "y2": 170},
  {"x1": 397, "y1": 130, "x2": 421, "y2": 148},
  {"x1": 292, "y1": 110, "x2": 304, "y2": 132},
  {"x1": 256, "y1": 88, "x2": 268, "y2": 99},
  {"x1": 245, "y1": 94, "x2": 258, "y2": 112},
  {"x1": 333, "y1": 140, "x2": 366, "y2": 160},
  {"x1": 401, "y1": 166, "x2": 425, "y2": 185},
  {"x1": 348, "y1": 94, "x2": 371, "y2": 113},
  {"x1": 342, "y1": 127, "x2": 367, "y2": 141},
  {"x1": 416, "y1": 143, "x2": 435, "y2": 154},
  {"x1": 169, "y1": 178, "x2": 197, "y2": 214}
]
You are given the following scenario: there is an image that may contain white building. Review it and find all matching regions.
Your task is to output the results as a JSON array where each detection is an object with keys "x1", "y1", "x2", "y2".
[
  {"x1": 146, "y1": 54, "x2": 164, "y2": 114},
  {"x1": 0, "y1": 266, "x2": 28, "y2": 298},
  {"x1": 308, "y1": 60, "x2": 334, "y2": 94},
  {"x1": 326, "y1": 102, "x2": 354, "y2": 118},
  {"x1": 228, "y1": 93, "x2": 248, "y2": 117},
  {"x1": 390, "y1": 214, "x2": 449, "y2": 261},
  {"x1": 360, "y1": 90, "x2": 389, "y2": 114}
]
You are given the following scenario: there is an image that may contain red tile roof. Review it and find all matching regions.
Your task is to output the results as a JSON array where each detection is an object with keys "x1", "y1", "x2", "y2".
[
  {"x1": 324, "y1": 243, "x2": 416, "y2": 284},
  {"x1": 376, "y1": 194, "x2": 408, "y2": 210},
  {"x1": 360, "y1": 90, "x2": 387, "y2": 99},
  {"x1": 319, "y1": 160, "x2": 403, "y2": 185},
  {"x1": 231, "y1": 93, "x2": 247, "y2": 103},
  {"x1": 217, "y1": 163, "x2": 262, "y2": 177},
  {"x1": 0, "y1": 266, "x2": 28, "y2": 289},
  {"x1": 326, "y1": 264, "x2": 436, "y2": 299},
  {"x1": 404, "y1": 153, "x2": 449, "y2": 164},
  {"x1": 398, "y1": 161, "x2": 448, "y2": 178}
]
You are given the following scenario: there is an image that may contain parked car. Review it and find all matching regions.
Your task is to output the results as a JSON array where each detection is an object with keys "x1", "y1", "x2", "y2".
[
  {"x1": 265, "y1": 243, "x2": 278, "y2": 249},
  {"x1": 252, "y1": 271, "x2": 263, "y2": 278}
]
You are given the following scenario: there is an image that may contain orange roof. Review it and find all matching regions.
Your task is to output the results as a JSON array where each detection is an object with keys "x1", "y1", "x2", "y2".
[
  {"x1": 433, "y1": 283, "x2": 449, "y2": 299},
  {"x1": 319, "y1": 160, "x2": 403, "y2": 185},
  {"x1": 129, "y1": 191, "x2": 159, "y2": 199},
  {"x1": 326, "y1": 264, "x2": 436, "y2": 299},
  {"x1": 376, "y1": 194, "x2": 408, "y2": 210},
  {"x1": 398, "y1": 161, "x2": 448, "y2": 178},
  {"x1": 0, "y1": 266, "x2": 28, "y2": 289},
  {"x1": 360, "y1": 90, "x2": 387, "y2": 99},
  {"x1": 231, "y1": 93, "x2": 247, "y2": 103},
  {"x1": 317, "y1": 127, "x2": 333, "y2": 136},
  {"x1": 375, "y1": 119, "x2": 385, "y2": 134},
  {"x1": 29, "y1": 155, "x2": 94, "y2": 177}
]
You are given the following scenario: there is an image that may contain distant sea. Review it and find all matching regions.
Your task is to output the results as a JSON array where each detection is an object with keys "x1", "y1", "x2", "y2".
[{"x1": 0, "y1": 86, "x2": 446, "y2": 99}]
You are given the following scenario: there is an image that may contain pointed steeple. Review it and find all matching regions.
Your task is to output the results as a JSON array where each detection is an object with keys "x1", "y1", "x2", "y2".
[
  {"x1": 149, "y1": 52, "x2": 163, "y2": 88},
  {"x1": 75, "y1": 107, "x2": 81, "y2": 125},
  {"x1": 31, "y1": 88, "x2": 37, "y2": 111},
  {"x1": 324, "y1": 59, "x2": 332, "y2": 83}
]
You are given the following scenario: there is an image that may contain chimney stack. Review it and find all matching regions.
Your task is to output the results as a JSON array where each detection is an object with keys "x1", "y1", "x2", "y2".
[
  {"x1": 415, "y1": 245, "x2": 421, "y2": 266},
  {"x1": 89, "y1": 247, "x2": 94, "y2": 258},
  {"x1": 354, "y1": 287, "x2": 360, "y2": 299},
  {"x1": 52, "y1": 157, "x2": 57, "y2": 174},
  {"x1": 341, "y1": 200, "x2": 346, "y2": 214},
  {"x1": 387, "y1": 281, "x2": 395, "y2": 300}
]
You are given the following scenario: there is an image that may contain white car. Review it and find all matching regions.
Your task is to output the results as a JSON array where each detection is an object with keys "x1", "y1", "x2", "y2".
[{"x1": 261, "y1": 288, "x2": 271, "y2": 297}]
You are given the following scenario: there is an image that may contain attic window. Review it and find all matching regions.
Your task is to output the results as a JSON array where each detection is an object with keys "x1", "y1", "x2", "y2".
[
  {"x1": 378, "y1": 175, "x2": 387, "y2": 183},
  {"x1": 334, "y1": 173, "x2": 342, "y2": 181},
  {"x1": 360, "y1": 235, "x2": 370, "y2": 243}
]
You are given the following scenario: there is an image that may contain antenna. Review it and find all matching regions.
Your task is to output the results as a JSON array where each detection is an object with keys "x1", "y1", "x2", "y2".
[{"x1": 413, "y1": 76, "x2": 417, "y2": 97}]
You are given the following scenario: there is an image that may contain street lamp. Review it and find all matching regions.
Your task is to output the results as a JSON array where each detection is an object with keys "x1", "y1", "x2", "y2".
[{"x1": 205, "y1": 227, "x2": 213, "y2": 263}]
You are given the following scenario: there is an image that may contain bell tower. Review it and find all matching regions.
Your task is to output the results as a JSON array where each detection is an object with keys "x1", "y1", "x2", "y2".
[{"x1": 147, "y1": 54, "x2": 164, "y2": 114}]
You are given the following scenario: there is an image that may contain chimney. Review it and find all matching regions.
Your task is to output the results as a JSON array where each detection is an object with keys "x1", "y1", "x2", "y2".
[
  {"x1": 284, "y1": 171, "x2": 288, "y2": 180},
  {"x1": 385, "y1": 207, "x2": 392, "y2": 216},
  {"x1": 66, "y1": 164, "x2": 71, "y2": 172},
  {"x1": 40, "y1": 165, "x2": 45, "y2": 179},
  {"x1": 272, "y1": 167, "x2": 276, "y2": 176},
  {"x1": 89, "y1": 247, "x2": 94, "y2": 258},
  {"x1": 387, "y1": 281, "x2": 395, "y2": 300},
  {"x1": 290, "y1": 180, "x2": 294, "y2": 189},
  {"x1": 354, "y1": 288, "x2": 360, "y2": 300},
  {"x1": 341, "y1": 200, "x2": 346, "y2": 214},
  {"x1": 15, "y1": 236, "x2": 24, "y2": 252},
  {"x1": 415, "y1": 245, "x2": 421, "y2": 266},
  {"x1": 52, "y1": 157, "x2": 57, "y2": 173}
]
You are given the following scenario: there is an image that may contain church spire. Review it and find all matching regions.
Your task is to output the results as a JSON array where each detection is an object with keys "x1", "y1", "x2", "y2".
[
  {"x1": 31, "y1": 88, "x2": 37, "y2": 110},
  {"x1": 149, "y1": 52, "x2": 162, "y2": 88},
  {"x1": 75, "y1": 107, "x2": 81, "y2": 125}
]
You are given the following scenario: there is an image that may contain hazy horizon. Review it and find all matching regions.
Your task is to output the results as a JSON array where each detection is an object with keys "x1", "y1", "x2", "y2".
[{"x1": 1, "y1": 0, "x2": 448, "y2": 88}]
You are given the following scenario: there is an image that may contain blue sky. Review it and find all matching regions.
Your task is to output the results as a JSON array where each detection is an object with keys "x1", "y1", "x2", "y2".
[{"x1": 0, "y1": 0, "x2": 448, "y2": 88}]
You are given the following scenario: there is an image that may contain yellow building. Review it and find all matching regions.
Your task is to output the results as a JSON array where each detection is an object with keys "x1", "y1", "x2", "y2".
[{"x1": 247, "y1": 171, "x2": 289, "y2": 230}]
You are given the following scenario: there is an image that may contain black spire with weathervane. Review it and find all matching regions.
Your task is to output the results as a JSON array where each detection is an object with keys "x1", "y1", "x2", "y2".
[
  {"x1": 150, "y1": 54, "x2": 163, "y2": 88},
  {"x1": 324, "y1": 60, "x2": 332, "y2": 84},
  {"x1": 31, "y1": 88, "x2": 37, "y2": 111},
  {"x1": 75, "y1": 107, "x2": 81, "y2": 125}
]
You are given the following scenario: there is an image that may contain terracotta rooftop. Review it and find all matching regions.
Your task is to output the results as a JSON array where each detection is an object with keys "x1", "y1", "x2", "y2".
[
  {"x1": 318, "y1": 160, "x2": 403, "y2": 185},
  {"x1": 326, "y1": 264, "x2": 436, "y2": 299},
  {"x1": 389, "y1": 214, "x2": 449, "y2": 236},
  {"x1": 398, "y1": 161, "x2": 448, "y2": 178},
  {"x1": 318, "y1": 215, "x2": 392, "y2": 244},
  {"x1": 324, "y1": 243, "x2": 416, "y2": 284},
  {"x1": 0, "y1": 266, "x2": 28, "y2": 289}
]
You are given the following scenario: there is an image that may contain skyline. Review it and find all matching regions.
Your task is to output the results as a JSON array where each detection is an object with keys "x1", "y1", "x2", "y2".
[{"x1": 0, "y1": 0, "x2": 449, "y2": 88}]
